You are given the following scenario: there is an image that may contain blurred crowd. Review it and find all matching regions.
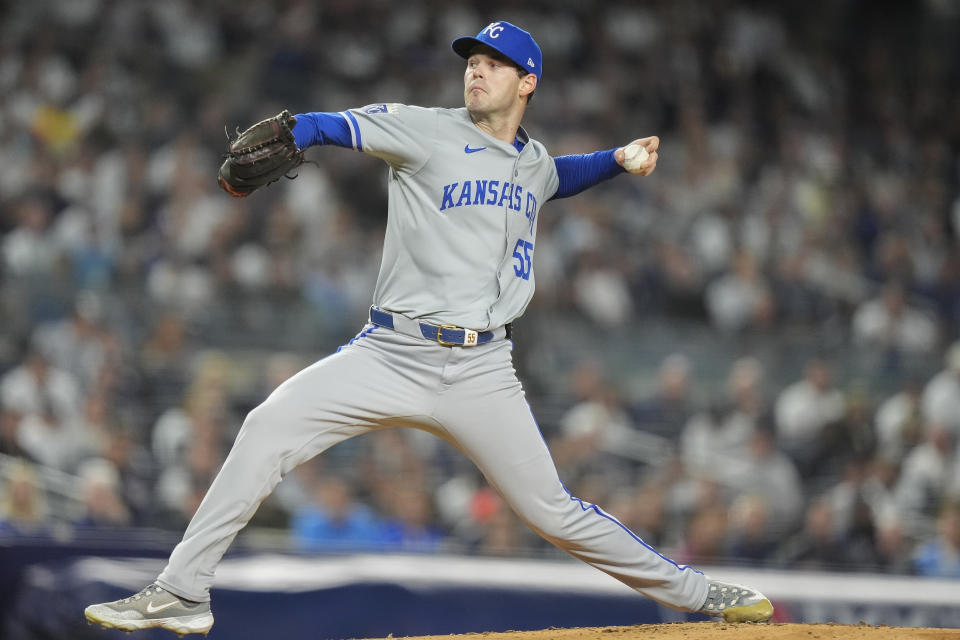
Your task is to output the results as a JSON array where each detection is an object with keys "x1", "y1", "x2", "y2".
[{"x1": 1, "y1": 0, "x2": 960, "y2": 578}]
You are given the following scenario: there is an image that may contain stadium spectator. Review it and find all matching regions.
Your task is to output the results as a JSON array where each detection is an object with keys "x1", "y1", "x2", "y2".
[
  {"x1": 920, "y1": 341, "x2": 960, "y2": 437},
  {"x1": 551, "y1": 358, "x2": 641, "y2": 487},
  {"x1": 913, "y1": 500, "x2": 960, "y2": 578},
  {"x1": 1, "y1": 197, "x2": 58, "y2": 277},
  {"x1": 894, "y1": 423, "x2": 957, "y2": 537},
  {"x1": 138, "y1": 313, "x2": 192, "y2": 422},
  {"x1": 464, "y1": 486, "x2": 533, "y2": 556},
  {"x1": 605, "y1": 481, "x2": 670, "y2": 549},
  {"x1": 0, "y1": 347, "x2": 83, "y2": 470},
  {"x1": 571, "y1": 248, "x2": 635, "y2": 327},
  {"x1": 0, "y1": 461, "x2": 48, "y2": 535},
  {"x1": 680, "y1": 356, "x2": 765, "y2": 473},
  {"x1": 153, "y1": 393, "x2": 231, "y2": 527},
  {"x1": 851, "y1": 280, "x2": 939, "y2": 367},
  {"x1": 672, "y1": 504, "x2": 729, "y2": 566},
  {"x1": 0, "y1": 409, "x2": 31, "y2": 461},
  {"x1": 774, "y1": 357, "x2": 846, "y2": 477},
  {"x1": 775, "y1": 497, "x2": 850, "y2": 571},
  {"x1": 30, "y1": 290, "x2": 109, "y2": 392},
  {"x1": 380, "y1": 484, "x2": 445, "y2": 552},
  {"x1": 724, "y1": 494, "x2": 779, "y2": 565},
  {"x1": 94, "y1": 421, "x2": 156, "y2": 526},
  {"x1": 630, "y1": 352, "x2": 696, "y2": 442},
  {"x1": 809, "y1": 385, "x2": 877, "y2": 485},
  {"x1": 860, "y1": 455, "x2": 902, "y2": 534},
  {"x1": 874, "y1": 379, "x2": 924, "y2": 462},
  {"x1": 704, "y1": 248, "x2": 775, "y2": 334},
  {"x1": 290, "y1": 474, "x2": 390, "y2": 552},
  {"x1": 74, "y1": 457, "x2": 131, "y2": 528},
  {"x1": 719, "y1": 424, "x2": 805, "y2": 538},
  {"x1": 872, "y1": 512, "x2": 913, "y2": 574}
]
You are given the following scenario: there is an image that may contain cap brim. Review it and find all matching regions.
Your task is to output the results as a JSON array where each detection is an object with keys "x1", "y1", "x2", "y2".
[{"x1": 452, "y1": 36, "x2": 483, "y2": 59}]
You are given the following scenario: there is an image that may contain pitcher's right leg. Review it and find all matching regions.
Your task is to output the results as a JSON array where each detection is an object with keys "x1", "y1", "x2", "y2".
[
  {"x1": 155, "y1": 328, "x2": 425, "y2": 601},
  {"x1": 86, "y1": 327, "x2": 434, "y2": 635}
]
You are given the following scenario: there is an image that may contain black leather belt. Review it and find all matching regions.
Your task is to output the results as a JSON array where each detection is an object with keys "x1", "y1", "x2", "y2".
[{"x1": 369, "y1": 308, "x2": 511, "y2": 347}]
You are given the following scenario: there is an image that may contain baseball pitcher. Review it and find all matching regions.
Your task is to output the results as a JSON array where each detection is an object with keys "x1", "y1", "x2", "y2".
[{"x1": 85, "y1": 21, "x2": 773, "y2": 635}]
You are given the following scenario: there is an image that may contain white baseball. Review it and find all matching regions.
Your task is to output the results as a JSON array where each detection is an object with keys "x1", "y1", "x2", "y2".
[{"x1": 622, "y1": 143, "x2": 650, "y2": 171}]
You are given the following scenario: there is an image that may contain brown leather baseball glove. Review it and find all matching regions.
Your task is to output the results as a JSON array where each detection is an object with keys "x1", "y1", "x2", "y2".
[{"x1": 217, "y1": 110, "x2": 305, "y2": 197}]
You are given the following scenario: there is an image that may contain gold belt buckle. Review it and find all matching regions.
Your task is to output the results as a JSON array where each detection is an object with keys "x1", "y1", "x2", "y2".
[{"x1": 435, "y1": 324, "x2": 460, "y2": 347}]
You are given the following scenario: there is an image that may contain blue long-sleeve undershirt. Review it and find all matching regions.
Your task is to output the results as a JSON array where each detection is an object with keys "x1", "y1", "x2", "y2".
[
  {"x1": 293, "y1": 112, "x2": 353, "y2": 149},
  {"x1": 551, "y1": 150, "x2": 625, "y2": 199},
  {"x1": 292, "y1": 112, "x2": 626, "y2": 198}
]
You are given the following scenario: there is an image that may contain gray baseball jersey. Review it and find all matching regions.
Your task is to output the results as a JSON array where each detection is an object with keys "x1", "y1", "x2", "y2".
[
  {"x1": 154, "y1": 103, "x2": 710, "y2": 618},
  {"x1": 343, "y1": 103, "x2": 557, "y2": 329}
]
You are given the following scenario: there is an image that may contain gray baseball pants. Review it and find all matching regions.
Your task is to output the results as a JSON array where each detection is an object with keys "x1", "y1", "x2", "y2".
[{"x1": 156, "y1": 320, "x2": 708, "y2": 612}]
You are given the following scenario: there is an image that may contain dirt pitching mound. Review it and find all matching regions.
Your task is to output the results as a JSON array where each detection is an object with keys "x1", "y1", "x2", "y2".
[{"x1": 361, "y1": 622, "x2": 960, "y2": 640}]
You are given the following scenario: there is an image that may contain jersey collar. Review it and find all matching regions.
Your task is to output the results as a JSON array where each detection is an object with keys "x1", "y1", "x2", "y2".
[{"x1": 513, "y1": 125, "x2": 529, "y2": 152}]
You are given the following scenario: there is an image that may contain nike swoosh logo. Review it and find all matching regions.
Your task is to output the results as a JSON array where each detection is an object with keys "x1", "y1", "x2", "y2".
[
  {"x1": 146, "y1": 601, "x2": 179, "y2": 614},
  {"x1": 464, "y1": 144, "x2": 486, "y2": 153}
]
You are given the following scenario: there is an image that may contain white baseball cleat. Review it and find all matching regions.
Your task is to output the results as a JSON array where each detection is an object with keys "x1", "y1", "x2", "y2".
[
  {"x1": 698, "y1": 579, "x2": 774, "y2": 623},
  {"x1": 84, "y1": 583, "x2": 214, "y2": 635}
]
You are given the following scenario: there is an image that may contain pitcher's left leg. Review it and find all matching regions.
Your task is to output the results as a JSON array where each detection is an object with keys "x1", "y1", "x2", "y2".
[{"x1": 432, "y1": 342, "x2": 708, "y2": 612}]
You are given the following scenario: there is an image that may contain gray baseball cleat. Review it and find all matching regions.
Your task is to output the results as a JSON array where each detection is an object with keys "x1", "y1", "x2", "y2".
[
  {"x1": 84, "y1": 583, "x2": 213, "y2": 636},
  {"x1": 698, "y1": 579, "x2": 774, "y2": 622}
]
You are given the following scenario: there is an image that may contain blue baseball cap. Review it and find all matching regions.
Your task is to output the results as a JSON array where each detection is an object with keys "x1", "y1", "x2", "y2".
[{"x1": 452, "y1": 21, "x2": 542, "y2": 81}]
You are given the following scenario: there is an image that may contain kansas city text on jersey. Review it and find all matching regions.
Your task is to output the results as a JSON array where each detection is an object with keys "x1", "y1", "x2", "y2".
[{"x1": 439, "y1": 179, "x2": 538, "y2": 233}]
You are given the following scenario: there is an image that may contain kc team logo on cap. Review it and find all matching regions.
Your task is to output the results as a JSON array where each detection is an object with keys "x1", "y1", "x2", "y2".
[
  {"x1": 452, "y1": 20, "x2": 543, "y2": 81},
  {"x1": 480, "y1": 22, "x2": 506, "y2": 38}
]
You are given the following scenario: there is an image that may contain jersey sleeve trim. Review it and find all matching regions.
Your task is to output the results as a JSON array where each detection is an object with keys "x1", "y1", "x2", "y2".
[{"x1": 341, "y1": 110, "x2": 363, "y2": 151}]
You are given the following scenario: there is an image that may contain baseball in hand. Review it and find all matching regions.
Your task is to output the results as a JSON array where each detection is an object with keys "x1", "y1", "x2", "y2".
[{"x1": 622, "y1": 143, "x2": 650, "y2": 171}]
